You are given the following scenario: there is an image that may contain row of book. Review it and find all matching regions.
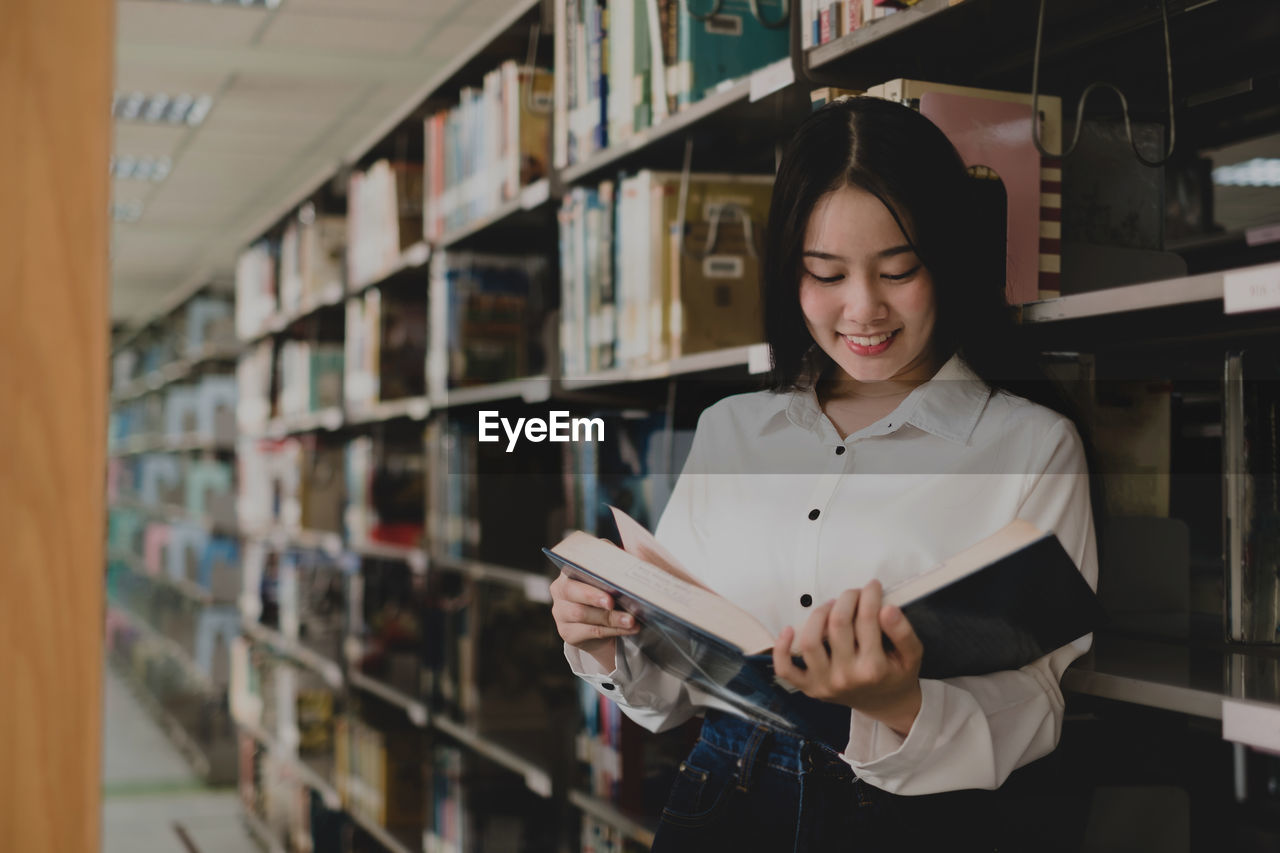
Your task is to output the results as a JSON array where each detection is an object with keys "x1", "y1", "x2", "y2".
[
  {"x1": 109, "y1": 373, "x2": 237, "y2": 446},
  {"x1": 108, "y1": 509, "x2": 241, "y2": 601},
  {"x1": 800, "y1": 0, "x2": 909, "y2": 49},
  {"x1": 424, "y1": 62, "x2": 554, "y2": 241},
  {"x1": 110, "y1": 454, "x2": 237, "y2": 524},
  {"x1": 558, "y1": 172, "x2": 772, "y2": 375},
  {"x1": 112, "y1": 294, "x2": 235, "y2": 390},
  {"x1": 241, "y1": 544, "x2": 348, "y2": 669},
  {"x1": 552, "y1": 0, "x2": 791, "y2": 168}
]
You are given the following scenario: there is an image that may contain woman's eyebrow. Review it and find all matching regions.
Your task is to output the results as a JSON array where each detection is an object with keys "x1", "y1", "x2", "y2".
[
  {"x1": 802, "y1": 246, "x2": 916, "y2": 260},
  {"x1": 802, "y1": 250, "x2": 844, "y2": 260},
  {"x1": 878, "y1": 245, "x2": 915, "y2": 258}
]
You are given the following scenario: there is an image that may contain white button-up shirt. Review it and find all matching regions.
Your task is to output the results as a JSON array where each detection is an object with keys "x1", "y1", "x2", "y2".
[{"x1": 565, "y1": 354, "x2": 1098, "y2": 796}]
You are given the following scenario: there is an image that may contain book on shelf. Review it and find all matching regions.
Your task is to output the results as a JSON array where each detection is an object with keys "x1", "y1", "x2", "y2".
[
  {"x1": 674, "y1": 0, "x2": 790, "y2": 108},
  {"x1": 546, "y1": 507, "x2": 1103, "y2": 730},
  {"x1": 864, "y1": 78, "x2": 1064, "y2": 303},
  {"x1": 347, "y1": 160, "x2": 424, "y2": 290}
]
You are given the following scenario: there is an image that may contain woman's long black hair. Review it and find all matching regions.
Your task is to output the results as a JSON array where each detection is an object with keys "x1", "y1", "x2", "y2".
[{"x1": 762, "y1": 96, "x2": 1106, "y2": 531}]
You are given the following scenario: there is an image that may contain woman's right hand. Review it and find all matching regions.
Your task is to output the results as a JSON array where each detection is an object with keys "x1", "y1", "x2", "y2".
[{"x1": 550, "y1": 572, "x2": 641, "y2": 672}]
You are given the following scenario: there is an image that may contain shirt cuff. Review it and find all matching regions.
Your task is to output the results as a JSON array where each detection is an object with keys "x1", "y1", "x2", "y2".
[
  {"x1": 563, "y1": 640, "x2": 624, "y2": 693},
  {"x1": 841, "y1": 678, "x2": 946, "y2": 789}
]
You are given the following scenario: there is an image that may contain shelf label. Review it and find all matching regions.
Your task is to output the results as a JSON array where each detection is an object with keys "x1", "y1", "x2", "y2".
[
  {"x1": 749, "y1": 58, "x2": 795, "y2": 103},
  {"x1": 524, "y1": 575, "x2": 552, "y2": 603},
  {"x1": 1224, "y1": 265, "x2": 1280, "y2": 314},
  {"x1": 407, "y1": 398, "x2": 431, "y2": 420},
  {"x1": 320, "y1": 409, "x2": 343, "y2": 431},
  {"x1": 1223, "y1": 698, "x2": 1280, "y2": 755},
  {"x1": 408, "y1": 703, "x2": 429, "y2": 727},
  {"x1": 403, "y1": 242, "x2": 430, "y2": 268},
  {"x1": 525, "y1": 770, "x2": 553, "y2": 799},
  {"x1": 520, "y1": 180, "x2": 551, "y2": 211},
  {"x1": 747, "y1": 343, "x2": 772, "y2": 375}
]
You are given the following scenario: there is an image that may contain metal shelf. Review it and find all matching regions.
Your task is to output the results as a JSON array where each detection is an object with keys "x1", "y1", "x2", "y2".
[
  {"x1": 806, "y1": 0, "x2": 961, "y2": 72},
  {"x1": 346, "y1": 670, "x2": 430, "y2": 728},
  {"x1": 108, "y1": 604, "x2": 213, "y2": 693},
  {"x1": 241, "y1": 620, "x2": 344, "y2": 688},
  {"x1": 567, "y1": 790, "x2": 657, "y2": 848},
  {"x1": 108, "y1": 494, "x2": 239, "y2": 538},
  {"x1": 560, "y1": 343, "x2": 771, "y2": 391},
  {"x1": 1063, "y1": 633, "x2": 1280, "y2": 720},
  {"x1": 111, "y1": 341, "x2": 240, "y2": 404},
  {"x1": 109, "y1": 433, "x2": 236, "y2": 456},
  {"x1": 431, "y1": 715, "x2": 553, "y2": 798},
  {"x1": 108, "y1": 548, "x2": 220, "y2": 606}
]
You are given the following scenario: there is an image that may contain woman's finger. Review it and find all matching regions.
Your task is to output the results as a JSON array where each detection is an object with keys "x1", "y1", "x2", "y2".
[
  {"x1": 826, "y1": 589, "x2": 858, "y2": 662},
  {"x1": 555, "y1": 574, "x2": 615, "y2": 610},
  {"x1": 560, "y1": 621, "x2": 640, "y2": 646},
  {"x1": 797, "y1": 599, "x2": 836, "y2": 679},
  {"x1": 772, "y1": 626, "x2": 808, "y2": 688},
  {"x1": 880, "y1": 604, "x2": 923, "y2": 668},
  {"x1": 854, "y1": 580, "x2": 885, "y2": 660}
]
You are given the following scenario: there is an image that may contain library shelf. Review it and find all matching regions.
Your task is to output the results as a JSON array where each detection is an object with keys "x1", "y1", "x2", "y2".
[
  {"x1": 566, "y1": 789, "x2": 658, "y2": 848},
  {"x1": 431, "y1": 714, "x2": 554, "y2": 798},
  {"x1": 253, "y1": 406, "x2": 347, "y2": 439},
  {"x1": 347, "y1": 241, "x2": 432, "y2": 298},
  {"x1": 345, "y1": 396, "x2": 432, "y2": 426},
  {"x1": 1018, "y1": 262, "x2": 1280, "y2": 324},
  {"x1": 241, "y1": 619, "x2": 345, "y2": 689},
  {"x1": 805, "y1": 0, "x2": 963, "y2": 74},
  {"x1": 435, "y1": 177, "x2": 556, "y2": 251},
  {"x1": 558, "y1": 58, "x2": 806, "y2": 187},
  {"x1": 428, "y1": 552, "x2": 552, "y2": 602},
  {"x1": 109, "y1": 548, "x2": 219, "y2": 606},
  {"x1": 343, "y1": 809, "x2": 421, "y2": 853},
  {"x1": 111, "y1": 341, "x2": 241, "y2": 404},
  {"x1": 108, "y1": 604, "x2": 214, "y2": 693},
  {"x1": 559, "y1": 343, "x2": 773, "y2": 391},
  {"x1": 348, "y1": 540, "x2": 429, "y2": 574},
  {"x1": 1062, "y1": 633, "x2": 1280, "y2": 721},
  {"x1": 110, "y1": 433, "x2": 236, "y2": 457},
  {"x1": 109, "y1": 494, "x2": 239, "y2": 538},
  {"x1": 241, "y1": 807, "x2": 287, "y2": 853},
  {"x1": 246, "y1": 525, "x2": 346, "y2": 558},
  {"x1": 235, "y1": 714, "x2": 344, "y2": 810},
  {"x1": 432, "y1": 374, "x2": 553, "y2": 408},
  {"x1": 345, "y1": 670, "x2": 430, "y2": 728},
  {"x1": 109, "y1": 657, "x2": 214, "y2": 781}
]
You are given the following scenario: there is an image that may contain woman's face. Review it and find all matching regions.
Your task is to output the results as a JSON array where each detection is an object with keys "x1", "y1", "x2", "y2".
[{"x1": 798, "y1": 184, "x2": 938, "y2": 390}]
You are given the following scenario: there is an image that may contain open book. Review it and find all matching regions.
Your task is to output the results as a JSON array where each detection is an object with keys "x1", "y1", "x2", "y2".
[{"x1": 544, "y1": 508, "x2": 1104, "y2": 729}]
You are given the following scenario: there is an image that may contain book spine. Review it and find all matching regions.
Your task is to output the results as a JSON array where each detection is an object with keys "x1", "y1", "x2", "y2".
[{"x1": 1038, "y1": 157, "x2": 1062, "y2": 299}]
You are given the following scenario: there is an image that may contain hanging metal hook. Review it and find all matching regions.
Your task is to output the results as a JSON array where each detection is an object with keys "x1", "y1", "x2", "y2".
[{"x1": 1031, "y1": 0, "x2": 1176, "y2": 168}]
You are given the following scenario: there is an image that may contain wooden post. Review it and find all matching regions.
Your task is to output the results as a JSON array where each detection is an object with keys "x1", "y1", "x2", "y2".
[{"x1": 0, "y1": 1, "x2": 113, "y2": 851}]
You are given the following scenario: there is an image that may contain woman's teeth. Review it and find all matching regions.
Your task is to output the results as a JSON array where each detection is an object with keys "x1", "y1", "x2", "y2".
[{"x1": 845, "y1": 331, "x2": 896, "y2": 346}]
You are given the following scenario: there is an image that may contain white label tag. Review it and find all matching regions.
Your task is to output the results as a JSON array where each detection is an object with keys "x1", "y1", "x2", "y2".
[
  {"x1": 703, "y1": 255, "x2": 745, "y2": 279},
  {"x1": 749, "y1": 58, "x2": 795, "y2": 104},
  {"x1": 519, "y1": 180, "x2": 550, "y2": 211},
  {"x1": 1224, "y1": 265, "x2": 1280, "y2": 314},
  {"x1": 1223, "y1": 698, "x2": 1280, "y2": 755},
  {"x1": 747, "y1": 342, "x2": 771, "y2": 375}
]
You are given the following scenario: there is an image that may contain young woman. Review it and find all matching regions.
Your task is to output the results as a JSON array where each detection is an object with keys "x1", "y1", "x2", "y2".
[{"x1": 550, "y1": 96, "x2": 1098, "y2": 852}]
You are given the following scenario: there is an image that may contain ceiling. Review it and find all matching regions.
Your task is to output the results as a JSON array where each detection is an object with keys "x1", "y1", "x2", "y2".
[{"x1": 111, "y1": 0, "x2": 523, "y2": 324}]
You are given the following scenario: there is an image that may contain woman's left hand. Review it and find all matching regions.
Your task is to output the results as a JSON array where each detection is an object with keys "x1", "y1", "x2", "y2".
[{"x1": 772, "y1": 579, "x2": 924, "y2": 737}]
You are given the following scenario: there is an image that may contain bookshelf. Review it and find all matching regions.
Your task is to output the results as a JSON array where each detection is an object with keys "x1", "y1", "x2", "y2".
[
  {"x1": 107, "y1": 282, "x2": 242, "y2": 787},
  {"x1": 102, "y1": 0, "x2": 1280, "y2": 848}
]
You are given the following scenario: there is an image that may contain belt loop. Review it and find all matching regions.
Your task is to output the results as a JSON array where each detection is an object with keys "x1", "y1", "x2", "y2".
[{"x1": 734, "y1": 725, "x2": 770, "y2": 792}]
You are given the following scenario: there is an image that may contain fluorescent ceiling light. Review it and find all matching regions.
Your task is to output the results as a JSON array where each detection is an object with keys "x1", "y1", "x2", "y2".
[
  {"x1": 1213, "y1": 158, "x2": 1280, "y2": 187},
  {"x1": 111, "y1": 155, "x2": 173, "y2": 183},
  {"x1": 112, "y1": 201, "x2": 144, "y2": 224},
  {"x1": 113, "y1": 92, "x2": 214, "y2": 126}
]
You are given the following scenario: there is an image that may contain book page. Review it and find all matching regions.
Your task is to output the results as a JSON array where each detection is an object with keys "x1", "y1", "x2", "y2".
[
  {"x1": 609, "y1": 504, "x2": 716, "y2": 593},
  {"x1": 549, "y1": 532, "x2": 775, "y2": 654}
]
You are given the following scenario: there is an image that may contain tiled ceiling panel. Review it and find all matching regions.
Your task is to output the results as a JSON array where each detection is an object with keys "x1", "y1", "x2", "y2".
[
  {"x1": 117, "y1": 2, "x2": 271, "y2": 48},
  {"x1": 282, "y1": 0, "x2": 457, "y2": 18},
  {"x1": 112, "y1": 123, "x2": 191, "y2": 158},
  {"x1": 259, "y1": 12, "x2": 440, "y2": 54},
  {"x1": 110, "y1": 0, "x2": 534, "y2": 321}
]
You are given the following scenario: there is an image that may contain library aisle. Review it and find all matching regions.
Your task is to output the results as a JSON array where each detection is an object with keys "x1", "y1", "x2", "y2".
[{"x1": 102, "y1": 666, "x2": 254, "y2": 853}]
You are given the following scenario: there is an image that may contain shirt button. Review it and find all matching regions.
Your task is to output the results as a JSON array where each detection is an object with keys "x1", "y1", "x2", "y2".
[
  {"x1": 800, "y1": 594, "x2": 813, "y2": 607},
  {"x1": 808, "y1": 508, "x2": 820, "y2": 520},
  {"x1": 835, "y1": 446, "x2": 846, "y2": 455},
  {"x1": 601, "y1": 683, "x2": 616, "y2": 691}
]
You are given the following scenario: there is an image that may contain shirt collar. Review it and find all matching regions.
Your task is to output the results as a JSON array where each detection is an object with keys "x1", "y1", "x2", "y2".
[{"x1": 776, "y1": 353, "x2": 991, "y2": 445}]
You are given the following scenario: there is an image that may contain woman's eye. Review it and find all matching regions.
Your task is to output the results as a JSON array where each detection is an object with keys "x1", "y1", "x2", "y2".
[
  {"x1": 805, "y1": 270, "x2": 843, "y2": 284},
  {"x1": 882, "y1": 265, "x2": 922, "y2": 282}
]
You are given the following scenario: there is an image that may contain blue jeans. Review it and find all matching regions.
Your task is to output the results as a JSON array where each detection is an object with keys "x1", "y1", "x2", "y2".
[{"x1": 652, "y1": 711, "x2": 1006, "y2": 853}]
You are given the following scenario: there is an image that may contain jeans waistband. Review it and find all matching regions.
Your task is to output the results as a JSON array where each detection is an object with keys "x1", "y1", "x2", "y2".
[{"x1": 701, "y1": 711, "x2": 856, "y2": 780}]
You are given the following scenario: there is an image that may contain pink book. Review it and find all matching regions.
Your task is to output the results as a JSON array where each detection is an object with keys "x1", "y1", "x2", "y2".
[
  {"x1": 919, "y1": 91, "x2": 1044, "y2": 305},
  {"x1": 142, "y1": 523, "x2": 169, "y2": 575}
]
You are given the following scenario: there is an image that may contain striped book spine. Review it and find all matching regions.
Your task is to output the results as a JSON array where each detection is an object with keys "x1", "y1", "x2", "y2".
[{"x1": 1039, "y1": 157, "x2": 1062, "y2": 299}]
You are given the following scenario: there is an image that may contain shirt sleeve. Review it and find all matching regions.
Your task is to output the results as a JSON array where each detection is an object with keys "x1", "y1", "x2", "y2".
[
  {"x1": 561, "y1": 409, "x2": 719, "y2": 733},
  {"x1": 841, "y1": 417, "x2": 1098, "y2": 795}
]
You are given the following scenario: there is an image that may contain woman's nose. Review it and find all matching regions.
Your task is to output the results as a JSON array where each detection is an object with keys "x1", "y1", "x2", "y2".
[{"x1": 841, "y1": 277, "x2": 887, "y2": 325}]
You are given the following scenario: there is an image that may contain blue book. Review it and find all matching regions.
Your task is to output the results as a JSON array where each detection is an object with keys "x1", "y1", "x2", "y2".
[{"x1": 677, "y1": 0, "x2": 790, "y2": 107}]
